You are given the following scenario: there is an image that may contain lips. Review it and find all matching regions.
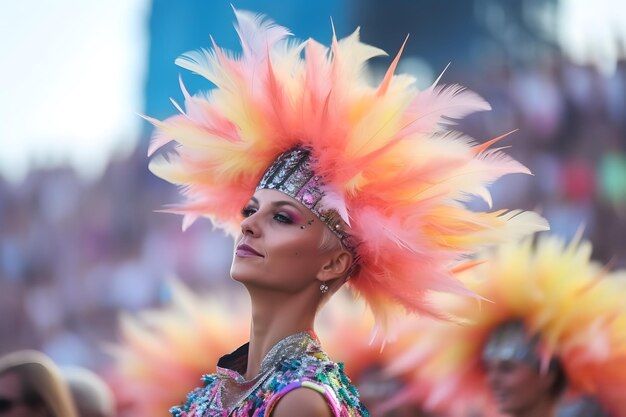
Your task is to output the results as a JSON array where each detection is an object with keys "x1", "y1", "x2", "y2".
[{"x1": 235, "y1": 243, "x2": 264, "y2": 257}]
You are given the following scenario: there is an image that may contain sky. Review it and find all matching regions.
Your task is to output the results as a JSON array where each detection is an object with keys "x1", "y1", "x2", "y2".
[
  {"x1": 0, "y1": 0, "x2": 624, "y2": 184},
  {"x1": 558, "y1": 0, "x2": 626, "y2": 73},
  {"x1": 0, "y1": 0, "x2": 151, "y2": 183}
]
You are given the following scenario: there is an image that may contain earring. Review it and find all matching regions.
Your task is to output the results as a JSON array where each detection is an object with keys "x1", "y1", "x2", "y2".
[{"x1": 319, "y1": 283, "x2": 329, "y2": 294}]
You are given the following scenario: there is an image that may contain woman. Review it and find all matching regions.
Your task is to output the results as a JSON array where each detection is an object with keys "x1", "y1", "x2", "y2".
[
  {"x1": 0, "y1": 350, "x2": 78, "y2": 417},
  {"x1": 147, "y1": 9, "x2": 547, "y2": 417},
  {"x1": 385, "y1": 234, "x2": 626, "y2": 417},
  {"x1": 482, "y1": 320, "x2": 567, "y2": 417}
]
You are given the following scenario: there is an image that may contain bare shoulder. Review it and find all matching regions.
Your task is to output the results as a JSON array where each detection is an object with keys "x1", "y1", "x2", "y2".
[{"x1": 271, "y1": 387, "x2": 333, "y2": 417}]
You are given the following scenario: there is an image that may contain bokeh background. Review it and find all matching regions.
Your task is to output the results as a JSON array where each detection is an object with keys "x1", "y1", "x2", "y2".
[{"x1": 1, "y1": 0, "x2": 625, "y2": 413}]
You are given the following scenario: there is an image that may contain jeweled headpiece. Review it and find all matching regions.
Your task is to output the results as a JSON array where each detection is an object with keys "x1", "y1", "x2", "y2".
[
  {"x1": 256, "y1": 146, "x2": 354, "y2": 251},
  {"x1": 482, "y1": 320, "x2": 540, "y2": 365},
  {"x1": 146, "y1": 9, "x2": 549, "y2": 334}
]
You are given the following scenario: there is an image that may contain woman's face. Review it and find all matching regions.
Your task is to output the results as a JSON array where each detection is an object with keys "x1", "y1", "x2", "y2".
[
  {"x1": 0, "y1": 372, "x2": 43, "y2": 417},
  {"x1": 484, "y1": 358, "x2": 555, "y2": 416},
  {"x1": 230, "y1": 189, "x2": 336, "y2": 292}
]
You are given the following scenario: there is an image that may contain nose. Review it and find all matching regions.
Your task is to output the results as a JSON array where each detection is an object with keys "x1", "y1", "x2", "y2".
[
  {"x1": 486, "y1": 366, "x2": 501, "y2": 389},
  {"x1": 240, "y1": 212, "x2": 260, "y2": 237}
]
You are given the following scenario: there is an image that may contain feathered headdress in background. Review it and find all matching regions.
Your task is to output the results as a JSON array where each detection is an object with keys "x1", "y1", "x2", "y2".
[
  {"x1": 385, "y1": 234, "x2": 626, "y2": 417},
  {"x1": 108, "y1": 281, "x2": 249, "y2": 417},
  {"x1": 146, "y1": 9, "x2": 548, "y2": 334},
  {"x1": 317, "y1": 292, "x2": 420, "y2": 416}
]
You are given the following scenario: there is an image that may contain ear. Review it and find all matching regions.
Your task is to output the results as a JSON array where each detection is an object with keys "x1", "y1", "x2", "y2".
[{"x1": 316, "y1": 249, "x2": 353, "y2": 282}]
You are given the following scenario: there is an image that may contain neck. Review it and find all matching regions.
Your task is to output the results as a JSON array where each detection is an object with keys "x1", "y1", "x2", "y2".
[
  {"x1": 243, "y1": 286, "x2": 320, "y2": 379},
  {"x1": 511, "y1": 397, "x2": 557, "y2": 417}
]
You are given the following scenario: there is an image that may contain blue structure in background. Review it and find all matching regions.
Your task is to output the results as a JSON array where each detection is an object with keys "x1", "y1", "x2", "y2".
[
  {"x1": 143, "y1": 0, "x2": 557, "y2": 131},
  {"x1": 143, "y1": 0, "x2": 350, "y2": 123}
]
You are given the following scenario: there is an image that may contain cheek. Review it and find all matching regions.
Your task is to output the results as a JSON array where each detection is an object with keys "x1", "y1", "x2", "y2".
[
  {"x1": 491, "y1": 368, "x2": 532, "y2": 391},
  {"x1": 261, "y1": 225, "x2": 327, "y2": 276},
  {"x1": 280, "y1": 240, "x2": 326, "y2": 273},
  {"x1": 283, "y1": 242, "x2": 317, "y2": 261},
  {"x1": 510, "y1": 370, "x2": 545, "y2": 398},
  {"x1": 274, "y1": 229, "x2": 321, "y2": 258}
]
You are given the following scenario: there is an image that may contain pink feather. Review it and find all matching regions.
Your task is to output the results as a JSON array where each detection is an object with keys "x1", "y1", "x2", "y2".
[{"x1": 147, "y1": 9, "x2": 549, "y2": 339}]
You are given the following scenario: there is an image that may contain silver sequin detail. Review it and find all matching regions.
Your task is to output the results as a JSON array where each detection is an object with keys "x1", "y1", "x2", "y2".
[
  {"x1": 256, "y1": 147, "x2": 357, "y2": 254},
  {"x1": 217, "y1": 331, "x2": 316, "y2": 413}
]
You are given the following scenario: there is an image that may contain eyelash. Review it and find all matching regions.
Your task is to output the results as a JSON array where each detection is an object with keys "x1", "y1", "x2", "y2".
[
  {"x1": 274, "y1": 213, "x2": 293, "y2": 224},
  {"x1": 241, "y1": 206, "x2": 294, "y2": 224},
  {"x1": 241, "y1": 207, "x2": 256, "y2": 217}
]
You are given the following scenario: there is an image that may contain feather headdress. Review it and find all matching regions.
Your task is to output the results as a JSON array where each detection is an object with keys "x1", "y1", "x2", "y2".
[
  {"x1": 146, "y1": 9, "x2": 548, "y2": 333},
  {"x1": 386, "y1": 234, "x2": 626, "y2": 417}
]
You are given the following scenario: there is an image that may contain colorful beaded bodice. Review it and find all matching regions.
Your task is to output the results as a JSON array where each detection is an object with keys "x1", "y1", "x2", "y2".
[{"x1": 170, "y1": 331, "x2": 368, "y2": 417}]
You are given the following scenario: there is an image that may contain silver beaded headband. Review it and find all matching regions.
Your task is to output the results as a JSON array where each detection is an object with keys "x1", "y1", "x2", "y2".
[
  {"x1": 256, "y1": 146, "x2": 357, "y2": 254},
  {"x1": 482, "y1": 320, "x2": 541, "y2": 366}
]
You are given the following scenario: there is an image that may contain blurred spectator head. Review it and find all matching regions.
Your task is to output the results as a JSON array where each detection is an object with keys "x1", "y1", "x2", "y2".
[
  {"x1": 0, "y1": 350, "x2": 78, "y2": 417},
  {"x1": 483, "y1": 320, "x2": 567, "y2": 415},
  {"x1": 62, "y1": 366, "x2": 115, "y2": 417}
]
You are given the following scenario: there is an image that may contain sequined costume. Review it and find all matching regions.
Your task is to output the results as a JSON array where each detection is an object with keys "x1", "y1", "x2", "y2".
[{"x1": 170, "y1": 331, "x2": 368, "y2": 417}]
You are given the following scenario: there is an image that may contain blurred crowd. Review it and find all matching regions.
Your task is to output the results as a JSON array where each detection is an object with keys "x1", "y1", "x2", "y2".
[
  {"x1": 1, "y1": 50, "x2": 625, "y2": 415},
  {"x1": 0, "y1": 148, "x2": 236, "y2": 369},
  {"x1": 466, "y1": 53, "x2": 626, "y2": 266}
]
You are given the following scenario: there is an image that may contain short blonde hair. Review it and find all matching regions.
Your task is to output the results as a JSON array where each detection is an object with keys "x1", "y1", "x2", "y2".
[
  {"x1": 318, "y1": 224, "x2": 359, "y2": 282},
  {"x1": 318, "y1": 225, "x2": 344, "y2": 253}
]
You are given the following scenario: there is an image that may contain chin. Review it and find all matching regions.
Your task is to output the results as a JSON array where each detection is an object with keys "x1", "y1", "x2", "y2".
[
  {"x1": 496, "y1": 401, "x2": 521, "y2": 415},
  {"x1": 230, "y1": 262, "x2": 262, "y2": 284},
  {"x1": 229, "y1": 266, "x2": 248, "y2": 283}
]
